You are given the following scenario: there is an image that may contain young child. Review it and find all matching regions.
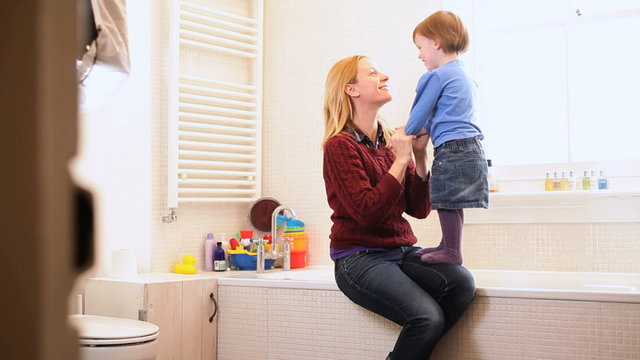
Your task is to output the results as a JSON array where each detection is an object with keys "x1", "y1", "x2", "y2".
[{"x1": 405, "y1": 11, "x2": 488, "y2": 265}]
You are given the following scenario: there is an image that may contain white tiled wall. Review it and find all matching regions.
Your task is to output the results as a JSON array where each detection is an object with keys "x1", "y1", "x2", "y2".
[
  {"x1": 259, "y1": 0, "x2": 640, "y2": 272},
  {"x1": 413, "y1": 219, "x2": 640, "y2": 273},
  {"x1": 218, "y1": 285, "x2": 640, "y2": 360},
  {"x1": 261, "y1": 0, "x2": 440, "y2": 267},
  {"x1": 149, "y1": 0, "x2": 259, "y2": 272},
  {"x1": 145, "y1": 0, "x2": 640, "y2": 273}
]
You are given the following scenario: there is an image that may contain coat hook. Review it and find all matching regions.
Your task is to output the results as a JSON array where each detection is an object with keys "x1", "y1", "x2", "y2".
[{"x1": 576, "y1": 9, "x2": 582, "y2": 16}]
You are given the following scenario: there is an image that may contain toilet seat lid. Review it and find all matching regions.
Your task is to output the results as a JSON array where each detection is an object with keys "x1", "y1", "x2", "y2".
[{"x1": 71, "y1": 315, "x2": 159, "y2": 346}]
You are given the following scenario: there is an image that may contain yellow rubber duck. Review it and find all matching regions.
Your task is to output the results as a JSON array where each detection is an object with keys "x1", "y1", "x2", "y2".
[{"x1": 174, "y1": 255, "x2": 198, "y2": 274}]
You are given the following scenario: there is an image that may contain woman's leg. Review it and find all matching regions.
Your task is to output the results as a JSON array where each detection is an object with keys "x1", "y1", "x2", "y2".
[
  {"x1": 400, "y1": 248, "x2": 476, "y2": 333},
  {"x1": 334, "y1": 249, "x2": 446, "y2": 360},
  {"x1": 420, "y1": 209, "x2": 464, "y2": 265}
]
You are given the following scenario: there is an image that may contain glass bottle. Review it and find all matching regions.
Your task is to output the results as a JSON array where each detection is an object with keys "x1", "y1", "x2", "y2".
[
  {"x1": 589, "y1": 169, "x2": 598, "y2": 190},
  {"x1": 214, "y1": 242, "x2": 227, "y2": 272},
  {"x1": 598, "y1": 170, "x2": 608, "y2": 190},
  {"x1": 582, "y1": 170, "x2": 591, "y2": 190},
  {"x1": 560, "y1": 171, "x2": 568, "y2": 191},
  {"x1": 544, "y1": 171, "x2": 553, "y2": 191},
  {"x1": 575, "y1": 170, "x2": 583, "y2": 190},
  {"x1": 552, "y1": 171, "x2": 561, "y2": 191},
  {"x1": 567, "y1": 170, "x2": 576, "y2": 191}
]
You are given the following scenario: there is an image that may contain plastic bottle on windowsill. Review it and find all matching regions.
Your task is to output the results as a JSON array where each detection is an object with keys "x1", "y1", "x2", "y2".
[{"x1": 487, "y1": 159, "x2": 499, "y2": 193}]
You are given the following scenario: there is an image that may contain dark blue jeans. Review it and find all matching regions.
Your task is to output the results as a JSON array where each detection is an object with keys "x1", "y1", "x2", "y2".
[{"x1": 334, "y1": 246, "x2": 476, "y2": 360}]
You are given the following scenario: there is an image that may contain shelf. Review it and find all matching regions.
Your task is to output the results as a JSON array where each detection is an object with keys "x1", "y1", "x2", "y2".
[{"x1": 465, "y1": 190, "x2": 640, "y2": 224}]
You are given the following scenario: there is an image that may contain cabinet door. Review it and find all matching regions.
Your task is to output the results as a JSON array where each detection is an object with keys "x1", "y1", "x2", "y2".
[
  {"x1": 146, "y1": 282, "x2": 182, "y2": 360},
  {"x1": 86, "y1": 277, "x2": 218, "y2": 359},
  {"x1": 201, "y1": 278, "x2": 218, "y2": 360},
  {"x1": 181, "y1": 280, "x2": 204, "y2": 359},
  {"x1": 182, "y1": 278, "x2": 218, "y2": 360}
]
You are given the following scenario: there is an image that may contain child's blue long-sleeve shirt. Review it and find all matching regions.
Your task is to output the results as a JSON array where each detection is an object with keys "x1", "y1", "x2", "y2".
[{"x1": 405, "y1": 59, "x2": 483, "y2": 148}]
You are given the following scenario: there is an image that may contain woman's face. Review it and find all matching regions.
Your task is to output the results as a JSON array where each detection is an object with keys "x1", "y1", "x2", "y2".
[
  {"x1": 346, "y1": 58, "x2": 392, "y2": 106},
  {"x1": 414, "y1": 34, "x2": 440, "y2": 70}
]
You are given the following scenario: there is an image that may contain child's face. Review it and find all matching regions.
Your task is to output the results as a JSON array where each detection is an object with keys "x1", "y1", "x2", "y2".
[{"x1": 414, "y1": 34, "x2": 440, "y2": 70}]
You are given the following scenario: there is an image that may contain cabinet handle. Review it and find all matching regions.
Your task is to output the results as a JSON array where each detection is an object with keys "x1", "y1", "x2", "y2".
[{"x1": 209, "y1": 292, "x2": 218, "y2": 323}]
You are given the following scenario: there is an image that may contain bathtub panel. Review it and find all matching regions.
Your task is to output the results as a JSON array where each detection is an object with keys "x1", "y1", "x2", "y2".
[
  {"x1": 431, "y1": 297, "x2": 640, "y2": 360},
  {"x1": 217, "y1": 268, "x2": 640, "y2": 359},
  {"x1": 216, "y1": 286, "x2": 269, "y2": 360}
]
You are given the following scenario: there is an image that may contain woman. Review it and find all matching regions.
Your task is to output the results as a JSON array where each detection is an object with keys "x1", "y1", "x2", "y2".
[{"x1": 322, "y1": 55, "x2": 476, "y2": 360}]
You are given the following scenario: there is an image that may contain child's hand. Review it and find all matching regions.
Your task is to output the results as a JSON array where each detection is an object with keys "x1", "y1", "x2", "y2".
[
  {"x1": 413, "y1": 129, "x2": 430, "y2": 153},
  {"x1": 415, "y1": 127, "x2": 430, "y2": 138}
]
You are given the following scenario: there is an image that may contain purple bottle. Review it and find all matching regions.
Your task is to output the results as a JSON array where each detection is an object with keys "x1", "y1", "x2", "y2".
[{"x1": 204, "y1": 233, "x2": 215, "y2": 271}]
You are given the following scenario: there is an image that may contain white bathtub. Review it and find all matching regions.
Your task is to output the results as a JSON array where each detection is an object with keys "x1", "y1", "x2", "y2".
[
  {"x1": 217, "y1": 266, "x2": 640, "y2": 303},
  {"x1": 217, "y1": 266, "x2": 640, "y2": 359}
]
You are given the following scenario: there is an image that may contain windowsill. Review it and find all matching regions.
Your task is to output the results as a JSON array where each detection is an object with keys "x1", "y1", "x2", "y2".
[{"x1": 465, "y1": 189, "x2": 640, "y2": 223}]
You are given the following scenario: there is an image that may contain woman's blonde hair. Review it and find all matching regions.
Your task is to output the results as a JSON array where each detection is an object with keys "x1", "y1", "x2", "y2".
[
  {"x1": 413, "y1": 11, "x2": 468, "y2": 54},
  {"x1": 322, "y1": 55, "x2": 392, "y2": 149}
]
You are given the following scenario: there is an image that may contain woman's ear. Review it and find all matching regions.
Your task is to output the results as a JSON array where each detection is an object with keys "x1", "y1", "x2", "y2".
[{"x1": 345, "y1": 84, "x2": 359, "y2": 97}]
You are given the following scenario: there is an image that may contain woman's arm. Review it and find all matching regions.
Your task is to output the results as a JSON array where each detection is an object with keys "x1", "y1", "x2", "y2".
[
  {"x1": 404, "y1": 132, "x2": 431, "y2": 218},
  {"x1": 413, "y1": 130, "x2": 429, "y2": 181}
]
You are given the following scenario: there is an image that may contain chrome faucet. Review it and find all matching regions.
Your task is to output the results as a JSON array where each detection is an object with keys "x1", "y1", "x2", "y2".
[{"x1": 256, "y1": 205, "x2": 298, "y2": 273}]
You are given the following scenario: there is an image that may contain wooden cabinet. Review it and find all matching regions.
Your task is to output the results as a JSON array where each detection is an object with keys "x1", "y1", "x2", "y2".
[{"x1": 85, "y1": 274, "x2": 218, "y2": 360}]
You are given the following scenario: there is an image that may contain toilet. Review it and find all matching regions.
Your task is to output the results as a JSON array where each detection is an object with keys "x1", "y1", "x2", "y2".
[{"x1": 70, "y1": 314, "x2": 160, "y2": 360}]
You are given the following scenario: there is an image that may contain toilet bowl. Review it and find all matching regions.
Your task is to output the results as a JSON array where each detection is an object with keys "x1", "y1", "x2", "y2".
[{"x1": 70, "y1": 314, "x2": 160, "y2": 360}]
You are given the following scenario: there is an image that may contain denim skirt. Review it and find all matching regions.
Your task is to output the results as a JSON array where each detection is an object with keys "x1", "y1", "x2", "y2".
[{"x1": 430, "y1": 137, "x2": 488, "y2": 209}]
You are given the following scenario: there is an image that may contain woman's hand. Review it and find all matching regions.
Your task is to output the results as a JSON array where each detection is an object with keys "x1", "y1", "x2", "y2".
[
  {"x1": 389, "y1": 126, "x2": 414, "y2": 163},
  {"x1": 387, "y1": 127, "x2": 415, "y2": 183}
]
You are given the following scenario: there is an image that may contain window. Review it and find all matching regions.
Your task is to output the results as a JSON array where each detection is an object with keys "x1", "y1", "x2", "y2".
[
  {"x1": 443, "y1": 0, "x2": 640, "y2": 222},
  {"x1": 447, "y1": 0, "x2": 640, "y2": 166}
]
